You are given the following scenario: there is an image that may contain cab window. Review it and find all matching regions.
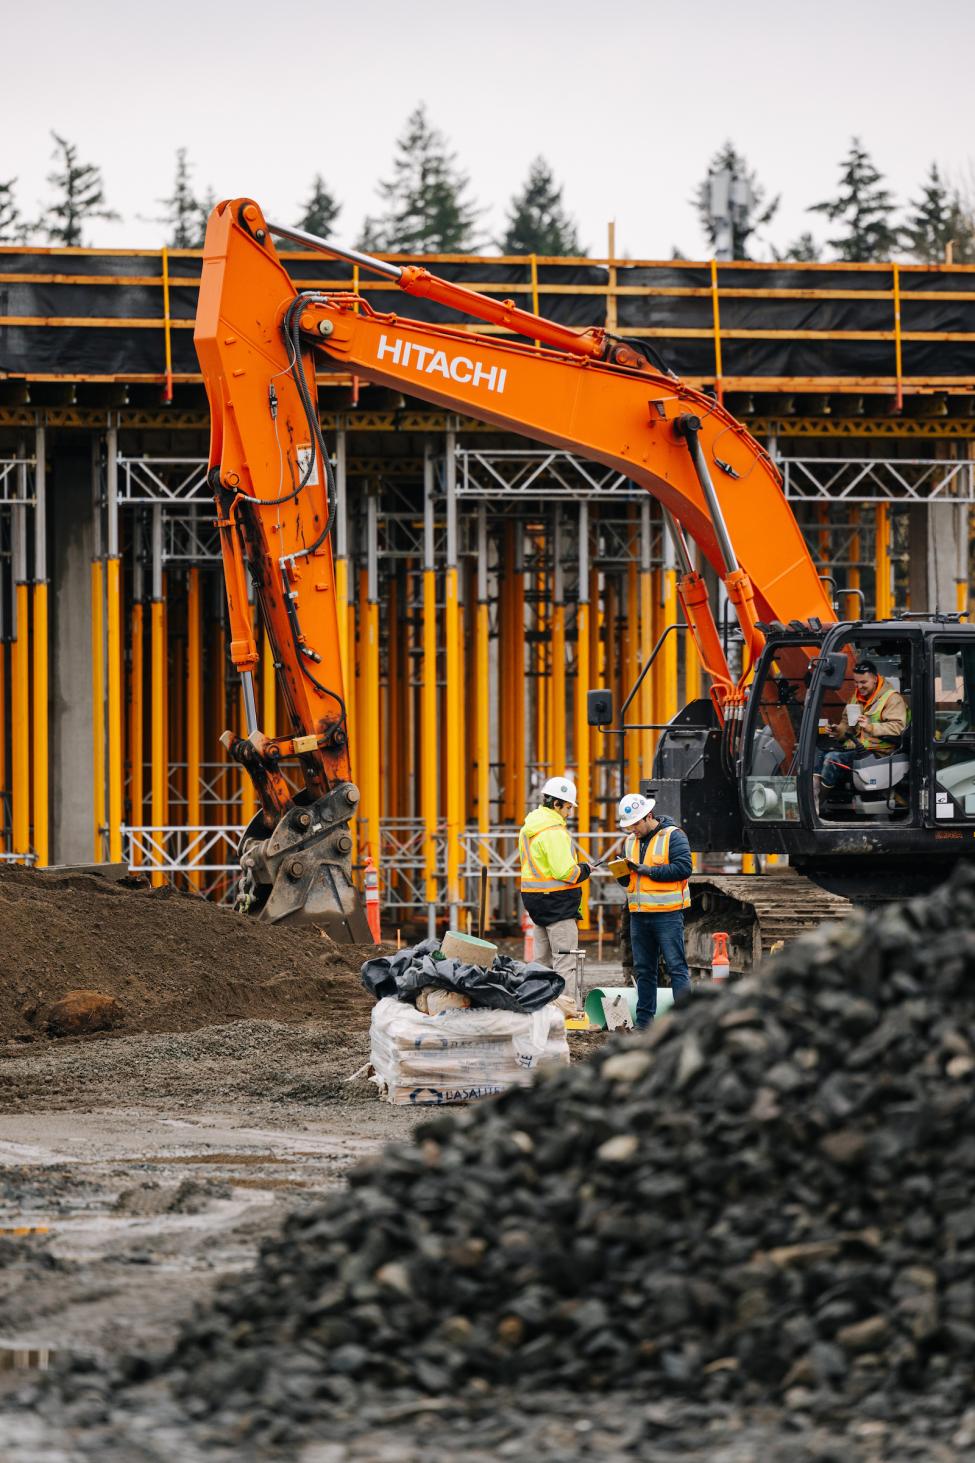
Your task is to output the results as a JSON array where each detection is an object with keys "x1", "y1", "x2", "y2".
[{"x1": 933, "y1": 642, "x2": 975, "y2": 822}]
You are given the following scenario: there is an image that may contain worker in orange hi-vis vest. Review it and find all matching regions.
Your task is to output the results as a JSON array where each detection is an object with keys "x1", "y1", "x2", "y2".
[
  {"x1": 616, "y1": 789, "x2": 693, "y2": 1029},
  {"x1": 518, "y1": 776, "x2": 592, "y2": 993}
]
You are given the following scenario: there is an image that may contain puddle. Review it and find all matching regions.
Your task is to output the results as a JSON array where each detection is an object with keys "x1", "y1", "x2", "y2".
[{"x1": 0, "y1": 1346, "x2": 58, "y2": 1372}]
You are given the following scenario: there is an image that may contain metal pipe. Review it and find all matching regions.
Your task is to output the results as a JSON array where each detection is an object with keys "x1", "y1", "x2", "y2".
[
  {"x1": 241, "y1": 669, "x2": 258, "y2": 734},
  {"x1": 677, "y1": 416, "x2": 738, "y2": 576},
  {"x1": 575, "y1": 501, "x2": 591, "y2": 930},
  {"x1": 91, "y1": 443, "x2": 105, "y2": 861},
  {"x1": 185, "y1": 566, "x2": 202, "y2": 889},
  {"x1": 130, "y1": 519, "x2": 144, "y2": 866},
  {"x1": 476, "y1": 506, "x2": 490, "y2": 888},
  {"x1": 267, "y1": 221, "x2": 403, "y2": 281},
  {"x1": 551, "y1": 507, "x2": 566, "y2": 778},
  {"x1": 638, "y1": 499, "x2": 654, "y2": 775},
  {"x1": 363, "y1": 491, "x2": 381, "y2": 868}
]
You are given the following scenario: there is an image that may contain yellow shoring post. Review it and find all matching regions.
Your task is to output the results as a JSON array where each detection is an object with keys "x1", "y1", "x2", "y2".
[
  {"x1": 150, "y1": 508, "x2": 167, "y2": 888},
  {"x1": 0, "y1": 639, "x2": 5, "y2": 854},
  {"x1": 386, "y1": 573, "x2": 399, "y2": 827},
  {"x1": 551, "y1": 511, "x2": 566, "y2": 778},
  {"x1": 660, "y1": 518, "x2": 679, "y2": 733},
  {"x1": 606, "y1": 222, "x2": 618, "y2": 332},
  {"x1": 332, "y1": 427, "x2": 355, "y2": 848},
  {"x1": 625, "y1": 549, "x2": 640, "y2": 791},
  {"x1": 475, "y1": 508, "x2": 490, "y2": 911},
  {"x1": 161, "y1": 247, "x2": 174, "y2": 403},
  {"x1": 186, "y1": 567, "x2": 202, "y2": 889},
  {"x1": 262, "y1": 628, "x2": 275, "y2": 730},
  {"x1": 638, "y1": 501, "x2": 654, "y2": 775},
  {"x1": 846, "y1": 506, "x2": 861, "y2": 622},
  {"x1": 444, "y1": 455, "x2": 461, "y2": 918},
  {"x1": 535, "y1": 539, "x2": 548, "y2": 780},
  {"x1": 875, "y1": 504, "x2": 892, "y2": 619},
  {"x1": 892, "y1": 262, "x2": 903, "y2": 412},
  {"x1": 129, "y1": 597, "x2": 144, "y2": 865},
  {"x1": 105, "y1": 425, "x2": 122, "y2": 865},
  {"x1": 422, "y1": 446, "x2": 438, "y2": 923},
  {"x1": 364, "y1": 494, "x2": 381, "y2": 876},
  {"x1": 11, "y1": 471, "x2": 30, "y2": 864},
  {"x1": 817, "y1": 504, "x2": 830, "y2": 571},
  {"x1": 575, "y1": 502, "x2": 591, "y2": 930},
  {"x1": 683, "y1": 547, "x2": 703, "y2": 706},
  {"x1": 530, "y1": 253, "x2": 540, "y2": 347},
  {"x1": 710, "y1": 258, "x2": 724, "y2": 403},
  {"x1": 91, "y1": 570, "x2": 105, "y2": 862},
  {"x1": 499, "y1": 524, "x2": 514, "y2": 825},
  {"x1": 32, "y1": 427, "x2": 48, "y2": 866},
  {"x1": 511, "y1": 531, "x2": 526, "y2": 825}
]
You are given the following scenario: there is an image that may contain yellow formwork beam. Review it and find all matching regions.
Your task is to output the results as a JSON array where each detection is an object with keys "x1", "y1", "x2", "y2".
[
  {"x1": 12, "y1": 582, "x2": 30, "y2": 863},
  {"x1": 32, "y1": 581, "x2": 48, "y2": 866},
  {"x1": 91, "y1": 558, "x2": 105, "y2": 861},
  {"x1": 106, "y1": 557, "x2": 122, "y2": 864}
]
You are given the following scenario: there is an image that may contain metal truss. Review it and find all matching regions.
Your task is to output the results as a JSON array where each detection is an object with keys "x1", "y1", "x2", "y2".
[
  {"x1": 163, "y1": 512, "x2": 220, "y2": 562},
  {"x1": 781, "y1": 457, "x2": 975, "y2": 503},
  {"x1": 457, "y1": 449, "x2": 643, "y2": 500},
  {"x1": 118, "y1": 457, "x2": 210, "y2": 503},
  {"x1": 380, "y1": 818, "x2": 447, "y2": 910},
  {"x1": 0, "y1": 458, "x2": 35, "y2": 504}
]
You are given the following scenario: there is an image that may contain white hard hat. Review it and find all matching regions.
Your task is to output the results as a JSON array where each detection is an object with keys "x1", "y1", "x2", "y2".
[
  {"x1": 618, "y1": 792, "x2": 655, "y2": 828},
  {"x1": 542, "y1": 776, "x2": 578, "y2": 808}
]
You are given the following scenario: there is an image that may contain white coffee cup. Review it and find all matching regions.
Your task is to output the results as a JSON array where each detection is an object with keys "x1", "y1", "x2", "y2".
[{"x1": 846, "y1": 702, "x2": 861, "y2": 727}]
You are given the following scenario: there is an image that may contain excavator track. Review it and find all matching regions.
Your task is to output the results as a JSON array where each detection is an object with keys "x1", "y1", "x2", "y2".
[{"x1": 685, "y1": 871, "x2": 857, "y2": 978}]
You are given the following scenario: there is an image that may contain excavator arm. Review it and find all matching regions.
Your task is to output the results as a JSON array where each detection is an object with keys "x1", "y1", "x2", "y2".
[{"x1": 195, "y1": 198, "x2": 835, "y2": 933}]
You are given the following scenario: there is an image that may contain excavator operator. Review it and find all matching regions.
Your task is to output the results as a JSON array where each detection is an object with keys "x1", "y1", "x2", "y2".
[{"x1": 815, "y1": 658, "x2": 909, "y2": 806}]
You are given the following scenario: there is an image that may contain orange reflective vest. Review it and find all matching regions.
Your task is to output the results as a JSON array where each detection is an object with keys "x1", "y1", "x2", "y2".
[
  {"x1": 625, "y1": 827, "x2": 691, "y2": 914},
  {"x1": 854, "y1": 679, "x2": 906, "y2": 754}
]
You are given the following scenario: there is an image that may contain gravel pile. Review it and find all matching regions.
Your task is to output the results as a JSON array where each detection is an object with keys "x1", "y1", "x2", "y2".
[{"x1": 50, "y1": 868, "x2": 975, "y2": 1444}]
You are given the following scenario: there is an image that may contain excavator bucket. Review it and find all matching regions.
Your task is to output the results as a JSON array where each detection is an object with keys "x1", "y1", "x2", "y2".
[{"x1": 236, "y1": 784, "x2": 372, "y2": 942}]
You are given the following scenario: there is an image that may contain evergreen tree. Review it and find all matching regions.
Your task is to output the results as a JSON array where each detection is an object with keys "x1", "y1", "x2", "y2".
[
  {"x1": 500, "y1": 157, "x2": 582, "y2": 255},
  {"x1": 158, "y1": 148, "x2": 204, "y2": 248},
  {"x1": 298, "y1": 174, "x2": 341, "y2": 237},
  {"x1": 809, "y1": 138, "x2": 899, "y2": 262},
  {"x1": 774, "y1": 231, "x2": 821, "y2": 262},
  {"x1": 358, "y1": 105, "x2": 480, "y2": 253},
  {"x1": 902, "y1": 163, "x2": 975, "y2": 263},
  {"x1": 694, "y1": 141, "x2": 779, "y2": 259},
  {"x1": 0, "y1": 177, "x2": 24, "y2": 242},
  {"x1": 39, "y1": 133, "x2": 119, "y2": 245}
]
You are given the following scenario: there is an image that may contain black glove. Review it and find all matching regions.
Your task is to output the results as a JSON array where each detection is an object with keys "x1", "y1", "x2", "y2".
[
  {"x1": 616, "y1": 874, "x2": 631, "y2": 889},
  {"x1": 577, "y1": 862, "x2": 591, "y2": 883}
]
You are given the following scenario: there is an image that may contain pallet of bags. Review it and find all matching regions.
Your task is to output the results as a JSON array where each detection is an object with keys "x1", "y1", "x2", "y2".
[{"x1": 369, "y1": 995, "x2": 569, "y2": 1105}]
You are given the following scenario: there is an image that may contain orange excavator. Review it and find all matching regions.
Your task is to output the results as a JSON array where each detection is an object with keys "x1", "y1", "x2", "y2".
[{"x1": 195, "y1": 199, "x2": 975, "y2": 956}]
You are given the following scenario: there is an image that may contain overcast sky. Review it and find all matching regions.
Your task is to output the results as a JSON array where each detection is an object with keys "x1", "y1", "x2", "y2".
[{"x1": 3, "y1": 0, "x2": 974, "y2": 258}]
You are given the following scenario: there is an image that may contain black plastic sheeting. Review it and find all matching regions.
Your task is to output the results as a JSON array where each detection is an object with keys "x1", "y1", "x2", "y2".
[
  {"x1": 360, "y1": 937, "x2": 564, "y2": 1015},
  {"x1": 1, "y1": 251, "x2": 973, "y2": 381}
]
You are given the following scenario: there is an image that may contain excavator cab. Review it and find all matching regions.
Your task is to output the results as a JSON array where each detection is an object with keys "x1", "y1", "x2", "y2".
[{"x1": 739, "y1": 616, "x2": 975, "y2": 898}]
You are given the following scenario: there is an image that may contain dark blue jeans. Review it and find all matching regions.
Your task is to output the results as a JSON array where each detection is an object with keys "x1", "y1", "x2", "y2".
[{"x1": 629, "y1": 911, "x2": 691, "y2": 1027}]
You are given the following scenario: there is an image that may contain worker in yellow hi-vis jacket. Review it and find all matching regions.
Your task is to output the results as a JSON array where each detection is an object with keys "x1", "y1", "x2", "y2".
[{"x1": 518, "y1": 776, "x2": 592, "y2": 988}]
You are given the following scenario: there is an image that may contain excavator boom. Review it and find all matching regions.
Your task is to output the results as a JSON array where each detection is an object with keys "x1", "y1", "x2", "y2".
[{"x1": 195, "y1": 197, "x2": 836, "y2": 937}]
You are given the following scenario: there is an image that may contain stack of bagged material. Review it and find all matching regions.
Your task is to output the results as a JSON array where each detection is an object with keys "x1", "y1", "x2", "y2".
[
  {"x1": 369, "y1": 995, "x2": 569, "y2": 1104},
  {"x1": 361, "y1": 938, "x2": 569, "y2": 1104}
]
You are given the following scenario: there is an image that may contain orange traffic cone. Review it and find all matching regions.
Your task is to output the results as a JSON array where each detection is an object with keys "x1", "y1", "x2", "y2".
[
  {"x1": 711, "y1": 930, "x2": 730, "y2": 983},
  {"x1": 521, "y1": 907, "x2": 535, "y2": 962},
  {"x1": 364, "y1": 856, "x2": 381, "y2": 943}
]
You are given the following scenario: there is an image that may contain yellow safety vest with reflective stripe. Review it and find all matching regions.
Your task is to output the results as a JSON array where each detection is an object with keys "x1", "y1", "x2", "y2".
[
  {"x1": 624, "y1": 827, "x2": 691, "y2": 914},
  {"x1": 518, "y1": 809, "x2": 583, "y2": 894},
  {"x1": 855, "y1": 680, "x2": 906, "y2": 754}
]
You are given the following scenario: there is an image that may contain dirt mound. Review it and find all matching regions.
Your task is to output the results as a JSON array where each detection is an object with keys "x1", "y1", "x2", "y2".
[
  {"x1": 127, "y1": 863, "x2": 975, "y2": 1447},
  {"x1": 0, "y1": 865, "x2": 377, "y2": 1043}
]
